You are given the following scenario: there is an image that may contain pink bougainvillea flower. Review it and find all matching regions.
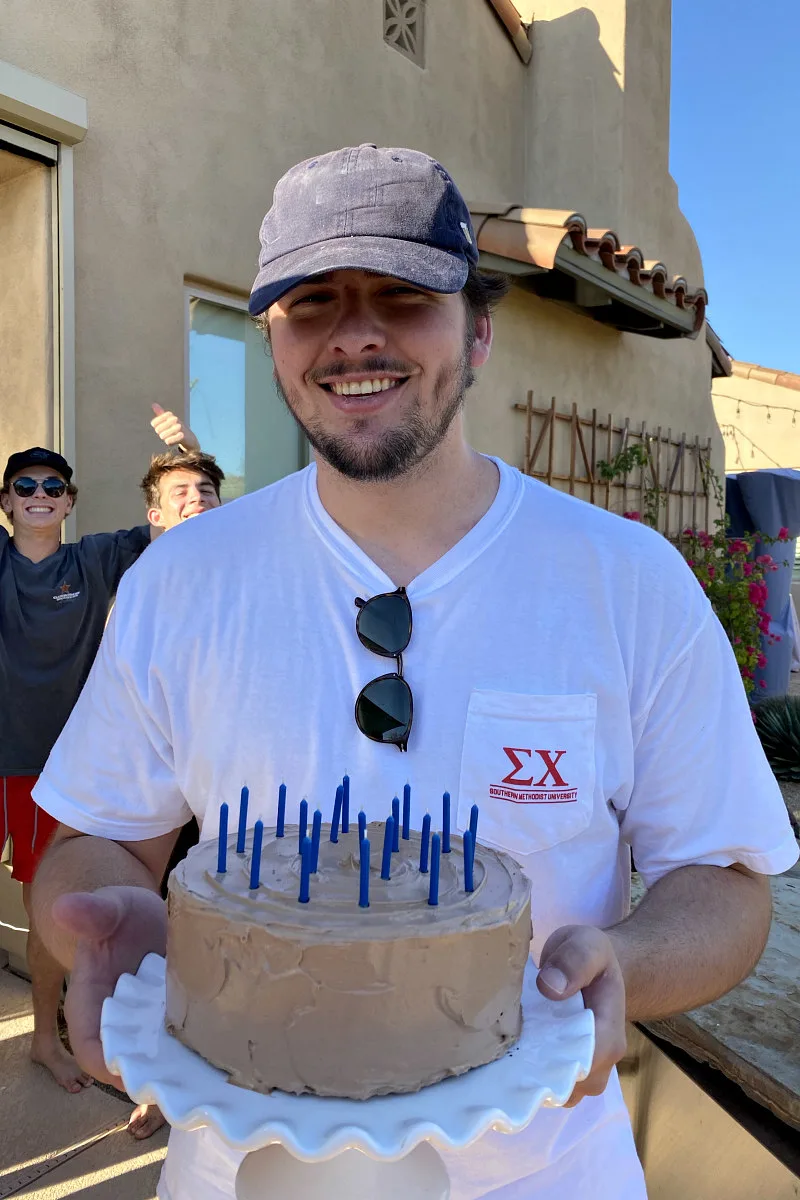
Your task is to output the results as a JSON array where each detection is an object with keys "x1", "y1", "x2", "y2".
[
  {"x1": 756, "y1": 554, "x2": 773, "y2": 565},
  {"x1": 743, "y1": 562, "x2": 755, "y2": 577},
  {"x1": 622, "y1": 511, "x2": 641, "y2": 521},
  {"x1": 757, "y1": 652, "x2": 767, "y2": 667},
  {"x1": 683, "y1": 527, "x2": 694, "y2": 537},
  {"x1": 779, "y1": 526, "x2": 790, "y2": 540},
  {"x1": 760, "y1": 679, "x2": 768, "y2": 688},
  {"x1": 707, "y1": 565, "x2": 716, "y2": 578}
]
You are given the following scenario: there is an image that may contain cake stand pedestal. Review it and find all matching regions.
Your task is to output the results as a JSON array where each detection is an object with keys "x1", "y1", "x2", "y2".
[
  {"x1": 235, "y1": 1142, "x2": 448, "y2": 1199},
  {"x1": 101, "y1": 955, "x2": 594, "y2": 1200}
]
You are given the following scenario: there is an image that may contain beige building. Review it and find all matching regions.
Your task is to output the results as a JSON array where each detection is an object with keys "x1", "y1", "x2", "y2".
[
  {"x1": 713, "y1": 360, "x2": 800, "y2": 474},
  {"x1": 1, "y1": 0, "x2": 715, "y2": 538}
]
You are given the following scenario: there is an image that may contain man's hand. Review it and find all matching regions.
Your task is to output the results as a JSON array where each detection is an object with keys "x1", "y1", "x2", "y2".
[
  {"x1": 536, "y1": 925, "x2": 627, "y2": 1108},
  {"x1": 150, "y1": 403, "x2": 200, "y2": 452},
  {"x1": 52, "y1": 886, "x2": 168, "y2": 1086}
]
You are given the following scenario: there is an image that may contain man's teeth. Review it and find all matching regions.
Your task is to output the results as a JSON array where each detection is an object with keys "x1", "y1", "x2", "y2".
[
  {"x1": 29, "y1": 506, "x2": 53, "y2": 513},
  {"x1": 331, "y1": 378, "x2": 400, "y2": 396}
]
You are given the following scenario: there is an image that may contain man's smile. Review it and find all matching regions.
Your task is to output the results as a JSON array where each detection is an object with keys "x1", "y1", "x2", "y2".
[{"x1": 317, "y1": 375, "x2": 409, "y2": 396}]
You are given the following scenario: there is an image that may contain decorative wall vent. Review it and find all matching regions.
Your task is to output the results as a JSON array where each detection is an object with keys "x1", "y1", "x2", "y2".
[{"x1": 384, "y1": 0, "x2": 425, "y2": 67}]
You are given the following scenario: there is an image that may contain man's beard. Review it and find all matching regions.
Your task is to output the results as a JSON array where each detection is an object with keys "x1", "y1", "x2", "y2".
[{"x1": 273, "y1": 343, "x2": 475, "y2": 483}]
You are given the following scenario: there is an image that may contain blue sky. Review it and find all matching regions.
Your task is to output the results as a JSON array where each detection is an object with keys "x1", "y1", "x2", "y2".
[{"x1": 671, "y1": 0, "x2": 799, "y2": 373}]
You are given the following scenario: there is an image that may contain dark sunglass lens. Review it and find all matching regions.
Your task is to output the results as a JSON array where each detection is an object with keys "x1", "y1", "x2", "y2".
[
  {"x1": 356, "y1": 676, "x2": 412, "y2": 747},
  {"x1": 42, "y1": 479, "x2": 66, "y2": 497},
  {"x1": 12, "y1": 479, "x2": 37, "y2": 497},
  {"x1": 356, "y1": 593, "x2": 411, "y2": 657}
]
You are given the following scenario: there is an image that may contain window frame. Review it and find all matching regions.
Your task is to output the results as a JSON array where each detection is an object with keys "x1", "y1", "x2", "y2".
[
  {"x1": 183, "y1": 283, "x2": 309, "y2": 495},
  {"x1": 0, "y1": 61, "x2": 86, "y2": 540}
]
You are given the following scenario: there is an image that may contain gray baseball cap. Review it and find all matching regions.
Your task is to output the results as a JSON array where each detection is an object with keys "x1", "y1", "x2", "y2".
[{"x1": 248, "y1": 144, "x2": 479, "y2": 316}]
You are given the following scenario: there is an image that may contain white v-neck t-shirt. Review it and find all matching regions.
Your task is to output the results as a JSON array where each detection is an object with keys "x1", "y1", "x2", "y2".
[{"x1": 35, "y1": 459, "x2": 798, "y2": 1200}]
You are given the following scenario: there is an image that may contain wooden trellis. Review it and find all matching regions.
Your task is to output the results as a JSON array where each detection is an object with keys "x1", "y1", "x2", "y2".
[{"x1": 515, "y1": 392, "x2": 714, "y2": 538}]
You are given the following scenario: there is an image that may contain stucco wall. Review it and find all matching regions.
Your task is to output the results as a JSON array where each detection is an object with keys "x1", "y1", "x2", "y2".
[
  {"x1": 523, "y1": 0, "x2": 704, "y2": 286},
  {"x1": 712, "y1": 370, "x2": 800, "y2": 473},
  {"x1": 468, "y1": 284, "x2": 720, "y2": 486},
  {"x1": 1, "y1": 0, "x2": 527, "y2": 534},
  {"x1": 1, "y1": 0, "x2": 714, "y2": 534}
]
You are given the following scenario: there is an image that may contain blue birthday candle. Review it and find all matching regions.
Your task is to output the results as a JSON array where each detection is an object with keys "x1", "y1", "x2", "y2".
[
  {"x1": 469, "y1": 804, "x2": 479, "y2": 863},
  {"x1": 419, "y1": 813, "x2": 431, "y2": 873},
  {"x1": 402, "y1": 784, "x2": 411, "y2": 840},
  {"x1": 311, "y1": 809, "x2": 322, "y2": 872},
  {"x1": 463, "y1": 830, "x2": 475, "y2": 893},
  {"x1": 298, "y1": 835, "x2": 312, "y2": 903},
  {"x1": 381, "y1": 818, "x2": 395, "y2": 880},
  {"x1": 342, "y1": 775, "x2": 350, "y2": 833},
  {"x1": 298, "y1": 799, "x2": 308, "y2": 853},
  {"x1": 236, "y1": 785, "x2": 249, "y2": 854},
  {"x1": 249, "y1": 819, "x2": 264, "y2": 890},
  {"x1": 359, "y1": 837, "x2": 370, "y2": 908},
  {"x1": 442, "y1": 792, "x2": 451, "y2": 853},
  {"x1": 331, "y1": 785, "x2": 343, "y2": 843},
  {"x1": 358, "y1": 810, "x2": 367, "y2": 844},
  {"x1": 428, "y1": 833, "x2": 441, "y2": 906},
  {"x1": 217, "y1": 802, "x2": 229, "y2": 874},
  {"x1": 391, "y1": 798, "x2": 400, "y2": 852},
  {"x1": 276, "y1": 783, "x2": 286, "y2": 838}
]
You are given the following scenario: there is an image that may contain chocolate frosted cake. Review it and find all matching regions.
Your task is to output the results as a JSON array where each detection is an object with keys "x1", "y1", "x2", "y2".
[{"x1": 165, "y1": 816, "x2": 532, "y2": 1100}]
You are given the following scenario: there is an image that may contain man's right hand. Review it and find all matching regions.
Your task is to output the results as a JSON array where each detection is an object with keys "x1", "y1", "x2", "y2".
[{"x1": 52, "y1": 886, "x2": 168, "y2": 1086}]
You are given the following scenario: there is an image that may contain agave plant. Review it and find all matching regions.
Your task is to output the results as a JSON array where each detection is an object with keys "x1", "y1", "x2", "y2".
[{"x1": 753, "y1": 696, "x2": 800, "y2": 782}]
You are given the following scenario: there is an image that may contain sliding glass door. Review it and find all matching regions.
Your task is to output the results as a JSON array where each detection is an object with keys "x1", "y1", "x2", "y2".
[{"x1": 0, "y1": 127, "x2": 58, "y2": 529}]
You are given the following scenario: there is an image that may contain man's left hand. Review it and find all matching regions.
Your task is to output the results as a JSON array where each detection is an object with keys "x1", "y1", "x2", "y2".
[
  {"x1": 536, "y1": 924, "x2": 627, "y2": 1107},
  {"x1": 150, "y1": 403, "x2": 200, "y2": 452}
]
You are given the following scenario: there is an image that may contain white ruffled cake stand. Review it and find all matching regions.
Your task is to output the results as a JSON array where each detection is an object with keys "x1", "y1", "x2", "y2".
[{"x1": 101, "y1": 954, "x2": 594, "y2": 1199}]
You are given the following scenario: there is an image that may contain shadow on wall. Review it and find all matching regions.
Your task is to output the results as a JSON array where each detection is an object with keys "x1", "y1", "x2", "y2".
[
  {"x1": 526, "y1": 7, "x2": 625, "y2": 230},
  {"x1": 525, "y1": 2, "x2": 701, "y2": 280}
]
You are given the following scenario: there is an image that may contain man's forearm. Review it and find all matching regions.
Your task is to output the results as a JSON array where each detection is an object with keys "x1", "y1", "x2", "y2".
[
  {"x1": 32, "y1": 834, "x2": 161, "y2": 971},
  {"x1": 606, "y1": 864, "x2": 772, "y2": 1023}
]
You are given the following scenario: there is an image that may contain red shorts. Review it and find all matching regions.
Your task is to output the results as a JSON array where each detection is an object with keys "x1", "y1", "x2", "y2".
[{"x1": 1, "y1": 776, "x2": 59, "y2": 884}]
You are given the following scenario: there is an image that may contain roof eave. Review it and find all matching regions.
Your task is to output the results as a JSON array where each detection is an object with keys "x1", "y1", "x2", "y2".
[
  {"x1": 706, "y1": 323, "x2": 733, "y2": 378},
  {"x1": 484, "y1": 1, "x2": 532, "y2": 63},
  {"x1": 473, "y1": 209, "x2": 706, "y2": 341}
]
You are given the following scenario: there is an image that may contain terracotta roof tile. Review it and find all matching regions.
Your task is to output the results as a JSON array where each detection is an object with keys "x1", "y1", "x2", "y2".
[
  {"x1": 730, "y1": 360, "x2": 800, "y2": 393},
  {"x1": 471, "y1": 207, "x2": 707, "y2": 336}
]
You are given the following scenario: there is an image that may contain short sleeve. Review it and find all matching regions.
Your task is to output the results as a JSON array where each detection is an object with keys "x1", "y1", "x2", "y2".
[
  {"x1": 80, "y1": 526, "x2": 151, "y2": 591},
  {"x1": 619, "y1": 607, "x2": 799, "y2": 886},
  {"x1": 33, "y1": 602, "x2": 192, "y2": 840}
]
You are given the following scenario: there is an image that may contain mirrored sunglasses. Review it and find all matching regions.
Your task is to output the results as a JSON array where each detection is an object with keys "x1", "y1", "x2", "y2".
[
  {"x1": 354, "y1": 587, "x2": 413, "y2": 752},
  {"x1": 11, "y1": 476, "x2": 68, "y2": 498}
]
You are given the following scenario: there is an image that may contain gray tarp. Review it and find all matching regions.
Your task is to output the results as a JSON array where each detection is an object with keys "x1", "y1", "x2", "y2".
[{"x1": 725, "y1": 469, "x2": 800, "y2": 698}]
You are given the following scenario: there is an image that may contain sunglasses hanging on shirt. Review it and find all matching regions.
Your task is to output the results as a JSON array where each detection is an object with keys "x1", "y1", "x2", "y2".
[
  {"x1": 11, "y1": 476, "x2": 68, "y2": 498},
  {"x1": 354, "y1": 586, "x2": 413, "y2": 752}
]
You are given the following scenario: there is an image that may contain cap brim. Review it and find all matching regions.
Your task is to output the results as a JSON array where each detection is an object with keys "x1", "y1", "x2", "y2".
[{"x1": 248, "y1": 235, "x2": 469, "y2": 316}]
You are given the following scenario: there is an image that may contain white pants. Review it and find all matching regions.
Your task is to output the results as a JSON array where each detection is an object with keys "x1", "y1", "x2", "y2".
[{"x1": 158, "y1": 1076, "x2": 646, "y2": 1200}]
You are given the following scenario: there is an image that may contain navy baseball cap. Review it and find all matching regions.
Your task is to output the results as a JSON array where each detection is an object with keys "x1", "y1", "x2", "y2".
[
  {"x1": 248, "y1": 144, "x2": 479, "y2": 316},
  {"x1": 3, "y1": 447, "x2": 73, "y2": 485}
]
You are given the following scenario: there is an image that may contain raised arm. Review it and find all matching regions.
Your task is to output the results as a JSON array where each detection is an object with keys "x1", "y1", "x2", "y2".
[{"x1": 150, "y1": 402, "x2": 201, "y2": 453}]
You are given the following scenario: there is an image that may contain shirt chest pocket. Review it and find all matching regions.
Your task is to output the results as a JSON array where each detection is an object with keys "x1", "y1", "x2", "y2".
[{"x1": 457, "y1": 691, "x2": 597, "y2": 857}]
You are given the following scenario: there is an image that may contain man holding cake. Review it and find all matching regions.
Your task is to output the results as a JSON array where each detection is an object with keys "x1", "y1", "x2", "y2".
[{"x1": 30, "y1": 146, "x2": 797, "y2": 1198}]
